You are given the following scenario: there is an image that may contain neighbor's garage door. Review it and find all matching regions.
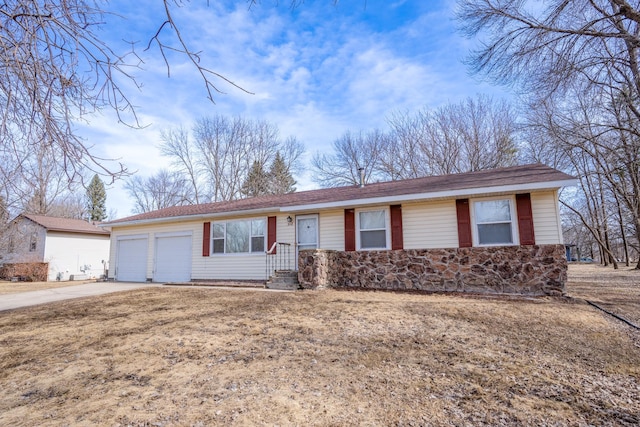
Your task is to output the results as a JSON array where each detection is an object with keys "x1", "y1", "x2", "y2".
[
  {"x1": 116, "y1": 237, "x2": 148, "y2": 282},
  {"x1": 154, "y1": 234, "x2": 192, "y2": 283}
]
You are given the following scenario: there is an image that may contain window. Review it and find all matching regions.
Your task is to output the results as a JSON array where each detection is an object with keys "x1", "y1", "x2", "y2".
[
  {"x1": 357, "y1": 208, "x2": 389, "y2": 250},
  {"x1": 212, "y1": 223, "x2": 225, "y2": 254},
  {"x1": 473, "y1": 198, "x2": 515, "y2": 245},
  {"x1": 211, "y1": 218, "x2": 265, "y2": 254},
  {"x1": 29, "y1": 234, "x2": 37, "y2": 252}
]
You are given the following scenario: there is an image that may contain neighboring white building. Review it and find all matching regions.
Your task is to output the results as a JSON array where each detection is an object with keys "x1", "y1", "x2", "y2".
[{"x1": 2, "y1": 214, "x2": 110, "y2": 281}]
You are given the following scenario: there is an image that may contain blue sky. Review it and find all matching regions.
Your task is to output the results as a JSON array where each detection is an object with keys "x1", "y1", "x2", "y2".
[{"x1": 79, "y1": 0, "x2": 510, "y2": 218}]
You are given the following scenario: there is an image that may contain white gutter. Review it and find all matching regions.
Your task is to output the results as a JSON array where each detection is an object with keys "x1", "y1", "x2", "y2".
[{"x1": 279, "y1": 179, "x2": 577, "y2": 212}]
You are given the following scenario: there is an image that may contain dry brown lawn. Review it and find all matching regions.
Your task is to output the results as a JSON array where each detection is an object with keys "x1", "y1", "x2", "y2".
[
  {"x1": 0, "y1": 265, "x2": 639, "y2": 426},
  {"x1": 566, "y1": 263, "x2": 640, "y2": 327}
]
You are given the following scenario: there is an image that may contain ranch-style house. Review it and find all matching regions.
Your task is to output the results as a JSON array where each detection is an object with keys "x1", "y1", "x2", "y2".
[{"x1": 102, "y1": 163, "x2": 575, "y2": 296}]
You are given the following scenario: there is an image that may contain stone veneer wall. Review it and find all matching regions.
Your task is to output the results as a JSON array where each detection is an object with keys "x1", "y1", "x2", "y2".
[{"x1": 298, "y1": 245, "x2": 567, "y2": 296}]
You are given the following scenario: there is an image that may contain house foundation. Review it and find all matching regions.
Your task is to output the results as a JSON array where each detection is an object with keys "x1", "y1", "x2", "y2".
[{"x1": 298, "y1": 245, "x2": 567, "y2": 296}]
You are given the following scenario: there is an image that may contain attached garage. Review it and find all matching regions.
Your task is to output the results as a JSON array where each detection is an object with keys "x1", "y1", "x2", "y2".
[
  {"x1": 154, "y1": 232, "x2": 192, "y2": 283},
  {"x1": 116, "y1": 236, "x2": 148, "y2": 282}
]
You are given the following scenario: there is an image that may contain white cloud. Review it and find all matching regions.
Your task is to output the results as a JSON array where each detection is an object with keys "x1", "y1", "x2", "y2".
[{"x1": 74, "y1": 0, "x2": 513, "y2": 218}]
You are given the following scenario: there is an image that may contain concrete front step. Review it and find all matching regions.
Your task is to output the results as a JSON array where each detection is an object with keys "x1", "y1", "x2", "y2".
[{"x1": 266, "y1": 270, "x2": 300, "y2": 290}]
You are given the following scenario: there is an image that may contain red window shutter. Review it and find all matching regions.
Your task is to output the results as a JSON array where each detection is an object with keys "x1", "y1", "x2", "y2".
[
  {"x1": 390, "y1": 204, "x2": 404, "y2": 250},
  {"x1": 267, "y1": 216, "x2": 277, "y2": 253},
  {"x1": 202, "y1": 222, "x2": 211, "y2": 256},
  {"x1": 456, "y1": 199, "x2": 473, "y2": 248},
  {"x1": 344, "y1": 209, "x2": 356, "y2": 251},
  {"x1": 516, "y1": 193, "x2": 536, "y2": 245}
]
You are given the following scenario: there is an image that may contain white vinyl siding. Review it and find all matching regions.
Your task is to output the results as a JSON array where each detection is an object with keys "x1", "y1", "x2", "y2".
[
  {"x1": 531, "y1": 190, "x2": 563, "y2": 244},
  {"x1": 44, "y1": 232, "x2": 110, "y2": 281},
  {"x1": 276, "y1": 215, "x2": 295, "y2": 249},
  {"x1": 194, "y1": 254, "x2": 267, "y2": 280},
  {"x1": 318, "y1": 209, "x2": 344, "y2": 250},
  {"x1": 402, "y1": 201, "x2": 459, "y2": 249}
]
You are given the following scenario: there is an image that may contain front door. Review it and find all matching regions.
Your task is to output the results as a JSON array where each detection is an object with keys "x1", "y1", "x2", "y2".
[{"x1": 296, "y1": 214, "x2": 319, "y2": 260}]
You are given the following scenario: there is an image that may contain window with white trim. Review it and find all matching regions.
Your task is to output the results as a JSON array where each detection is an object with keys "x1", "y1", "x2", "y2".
[
  {"x1": 211, "y1": 218, "x2": 265, "y2": 254},
  {"x1": 357, "y1": 208, "x2": 389, "y2": 250},
  {"x1": 473, "y1": 198, "x2": 516, "y2": 245}
]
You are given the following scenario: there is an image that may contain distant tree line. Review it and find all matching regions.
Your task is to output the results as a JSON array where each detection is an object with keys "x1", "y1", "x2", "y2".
[{"x1": 312, "y1": 96, "x2": 519, "y2": 186}]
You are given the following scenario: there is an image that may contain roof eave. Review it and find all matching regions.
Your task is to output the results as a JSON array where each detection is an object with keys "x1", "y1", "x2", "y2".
[
  {"x1": 103, "y1": 178, "x2": 576, "y2": 227},
  {"x1": 102, "y1": 207, "x2": 279, "y2": 228},
  {"x1": 280, "y1": 179, "x2": 577, "y2": 212}
]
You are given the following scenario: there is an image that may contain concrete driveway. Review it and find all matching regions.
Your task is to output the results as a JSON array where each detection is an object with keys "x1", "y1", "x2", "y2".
[{"x1": 0, "y1": 282, "x2": 159, "y2": 312}]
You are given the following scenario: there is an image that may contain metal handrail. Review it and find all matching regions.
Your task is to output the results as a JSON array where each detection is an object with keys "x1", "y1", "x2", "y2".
[
  {"x1": 265, "y1": 242, "x2": 293, "y2": 282},
  {"x1": 266, "y1": 241, "x2": 281, "y2": 255}
]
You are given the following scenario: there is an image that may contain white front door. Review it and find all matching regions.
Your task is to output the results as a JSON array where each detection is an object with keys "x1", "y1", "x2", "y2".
[{"x1": 296, "y1": 214, "x2": 319, "y2": 259}]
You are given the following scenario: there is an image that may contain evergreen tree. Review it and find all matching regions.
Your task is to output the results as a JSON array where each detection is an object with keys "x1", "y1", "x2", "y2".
[
  {"x1": 86, "y1": 174, "x2": 107, "y2": 221},
  {"x1": 269, "y1": 151, "x2": 296, "y2": 194},
  {"x1": 240, "y1": 161, "x2": 270, "y2": 198}
]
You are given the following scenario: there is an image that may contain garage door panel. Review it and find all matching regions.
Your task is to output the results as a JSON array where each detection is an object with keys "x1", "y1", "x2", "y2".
[
  {"x1": 154, "y1": 235, "x2": 192, "y2": 282},
  {"x1": 116, "y1": 238, "x2": 148, "y2": 282}
]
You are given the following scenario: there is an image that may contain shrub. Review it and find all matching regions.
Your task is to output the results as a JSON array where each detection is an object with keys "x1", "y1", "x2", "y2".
[{"x1": 0, "y1": 263, "x2": 49, "y2": 282}]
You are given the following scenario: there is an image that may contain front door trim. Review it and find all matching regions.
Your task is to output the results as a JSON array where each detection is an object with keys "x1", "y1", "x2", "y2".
[{"x1": 296, "y1": 214, "x2": 319, "y2": 262}]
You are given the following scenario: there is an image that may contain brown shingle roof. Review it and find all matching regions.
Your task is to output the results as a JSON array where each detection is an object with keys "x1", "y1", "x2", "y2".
[
  {"x1": 22, "y1": 214, "x2": 110, "y2": 235},
  {"x1": 106, "y1": 163, "x2": 575, "y2": 225}
]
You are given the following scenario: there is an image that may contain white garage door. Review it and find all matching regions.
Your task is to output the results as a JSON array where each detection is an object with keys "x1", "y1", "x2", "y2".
[
  {"x1": 154, "y1": 234, "x2": 192, "y2": 283},
  {"x1": 116, "y1": 237, "x2": 148, "y2": 282}
]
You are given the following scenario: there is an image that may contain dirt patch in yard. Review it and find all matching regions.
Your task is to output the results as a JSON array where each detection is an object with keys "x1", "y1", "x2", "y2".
[{"x1": 0, "y1": 269, "x2": 639, "y2": 426}]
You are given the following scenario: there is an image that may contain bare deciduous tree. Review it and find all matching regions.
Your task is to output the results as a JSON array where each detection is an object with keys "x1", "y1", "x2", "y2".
[
  {"x1": 312, "y1": 130, "x2": 387, "y2": 187},
  {"x1": 160, "y1": 115, "x2": 304, "y2": 202},
  {"x1": 160, "y1": 126, "x2": 202, "y2": 203},
  {"x1": 386, "y1": 96, "x2": 518, "y2": 178},
  {"x1": 314, "y1": 96, "x2": 518, "y2": 187},
  {"x1": 0, "y1": 1, "x2": 254, "y2": 185},
  {"x1": 458, "y1": 1, "x2": 640, "y2": 267},
  {"x1": 125, "y1": 169, "x2": 194, "y2": 214}
]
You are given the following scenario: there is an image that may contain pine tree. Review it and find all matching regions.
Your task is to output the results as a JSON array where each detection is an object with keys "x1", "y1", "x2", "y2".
[
  {"x1": 240, "y1": 161, "x2": 270, "y2": 198},
  {"x1": 269, "y1": 152, "x2": 296, "y2": 194},
  {"x1": 86, "y1": 174, "x2": 107, "y2": 221}
]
